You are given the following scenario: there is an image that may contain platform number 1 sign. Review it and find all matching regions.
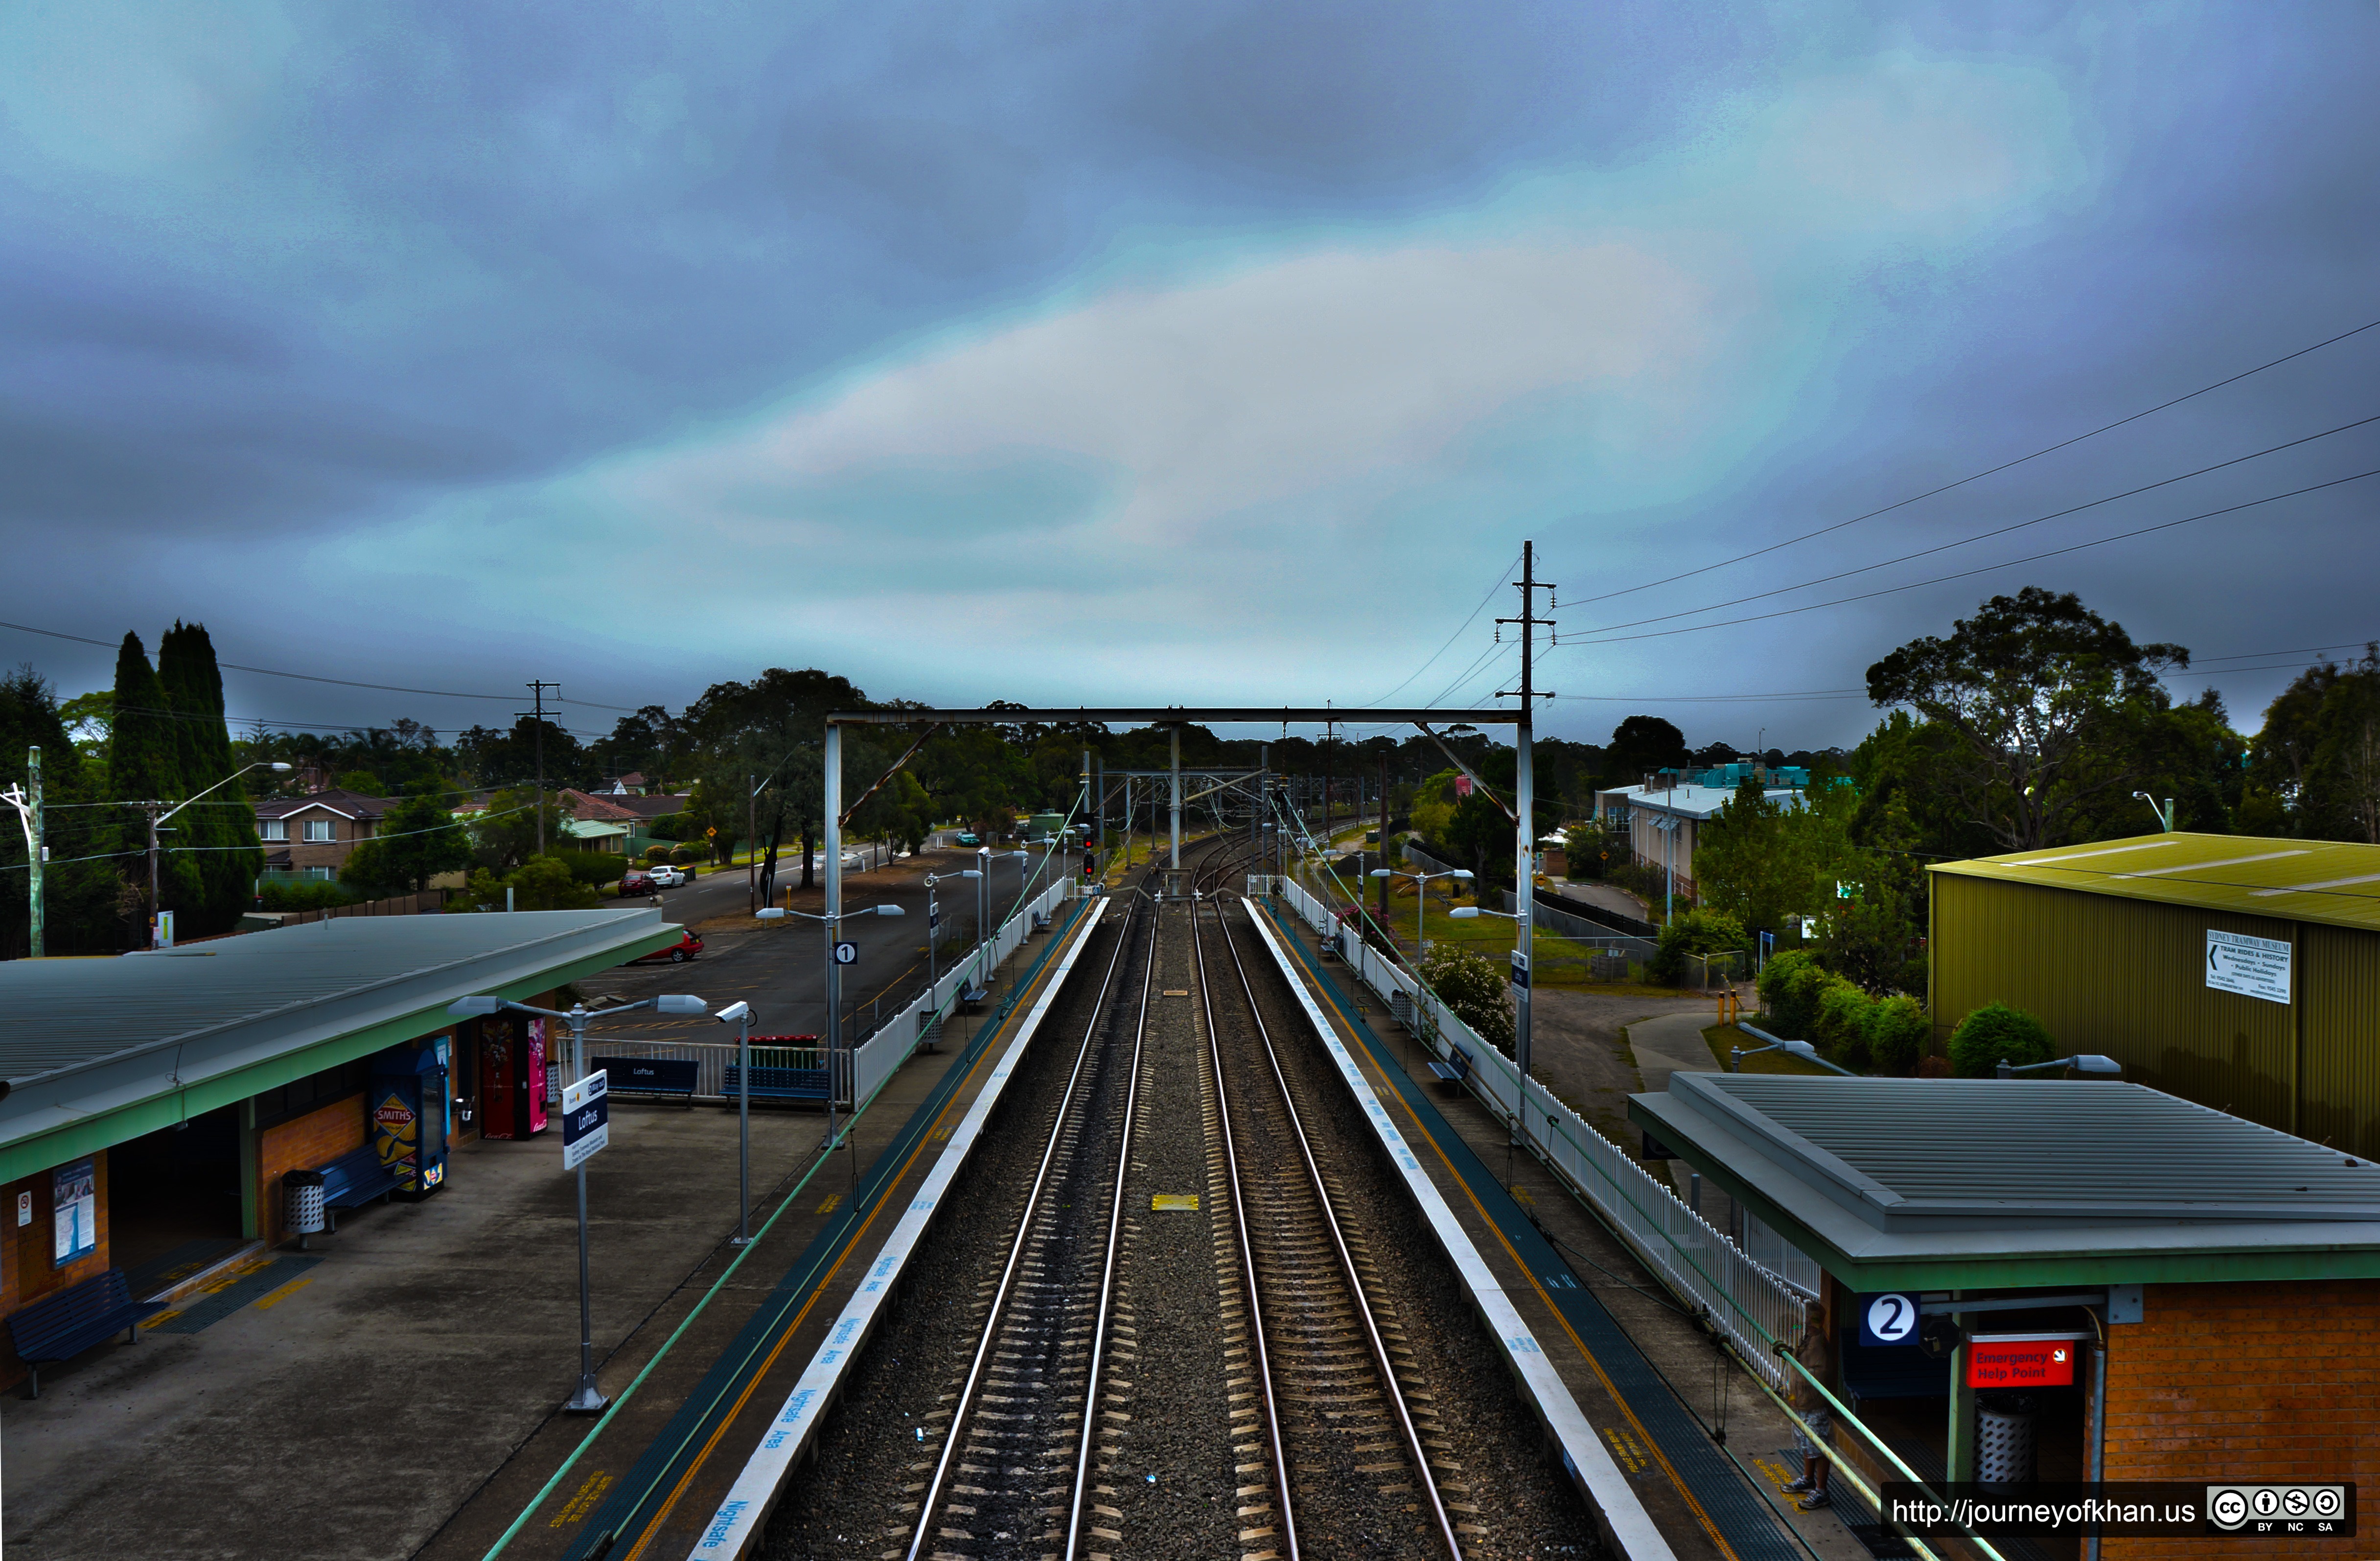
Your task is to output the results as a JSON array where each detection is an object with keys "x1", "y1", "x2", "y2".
[{"x1": 1862, "y1": 1292, "x2": 1919, "y2": 1348}]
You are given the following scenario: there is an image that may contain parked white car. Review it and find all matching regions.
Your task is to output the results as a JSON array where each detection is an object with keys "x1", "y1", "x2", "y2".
[{"x1": 645, "y1": 865, "x2": 689, "y2": 888}]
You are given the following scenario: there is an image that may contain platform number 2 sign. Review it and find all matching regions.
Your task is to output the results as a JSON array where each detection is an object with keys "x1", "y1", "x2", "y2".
[{"x1": 1862, "y1": 1292, "x2": 1919, "y2": 1348}]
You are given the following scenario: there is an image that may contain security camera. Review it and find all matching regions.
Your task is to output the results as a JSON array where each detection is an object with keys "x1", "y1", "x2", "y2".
[{"x1": 715, "y1": 1000, "x2": 752, "y2": 1025}]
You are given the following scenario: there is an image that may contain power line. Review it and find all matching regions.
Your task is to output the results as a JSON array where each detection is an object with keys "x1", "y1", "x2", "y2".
[
  {"x1": 0, "y1": 618, "x2": 642, "y2": 712},
  {"x1": 1570, "y1": 466, "x2": 2380, "y2": 647},
  {"x1": 1574, "y1": 316, "x2": 2380, "y2": 607},
  {"x1": 1575, "y1": 413, "x2": 2380, "y2": 637},
  {"x1": 1363, "y1": 550, "x2": 1522, "y2": 707}
]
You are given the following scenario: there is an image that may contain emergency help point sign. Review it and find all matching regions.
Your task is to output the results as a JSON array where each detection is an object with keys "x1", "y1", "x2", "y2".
[
  {"x1": 1966, "y1": 1335, "x2": 2081, "y2": 1389},
  {"x1": 2207, "y1": 928, "x2": 2291, "y2": 1005}
]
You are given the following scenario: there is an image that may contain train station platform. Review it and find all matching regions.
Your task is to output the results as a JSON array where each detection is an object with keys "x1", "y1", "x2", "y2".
[
  {"x1": 1256, "y1": 902, "x2": 1876, "y2": 1561},
  {"x1": 0, "y1": 900, "x2": 1093, "y2": 1561}
]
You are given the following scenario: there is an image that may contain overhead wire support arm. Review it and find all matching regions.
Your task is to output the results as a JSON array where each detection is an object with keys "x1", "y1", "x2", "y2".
[
  {"x1": 835, "y1": 721, "x2": 945, "y2": 830},
  {"x1": 1411, "y1": 722, "x2": 1518, "y2": 825}
]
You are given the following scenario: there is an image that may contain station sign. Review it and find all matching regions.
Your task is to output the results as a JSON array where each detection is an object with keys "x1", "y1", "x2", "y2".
[
  {"x1": 562, "y1": 1070, "x2": 609, "y2": 1171},
  {"x1": 1510, "y1": 950, "x2": 1530, "y2": 990},
  {"x1": 1964, "y1": 1332, "x2": 2085, "y2": 1389},
  {"x1": 832, "y1": 941, "x2": 859, "y2": 965},
  {"x1": 1859, "y1": 1292, "x2": 1920, "y2": 1348}
]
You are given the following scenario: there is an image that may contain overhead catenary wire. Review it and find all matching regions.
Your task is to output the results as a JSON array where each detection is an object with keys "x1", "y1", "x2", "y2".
[
  {"x1": 1364, "y1": 549, "x2": 1524, "y2": 707},
  {"x1": 1576, "y1": 413, "x2": 2380, "y2": 638},
  {"x1": 1569, "y1": 466, "x2": 2380, "y2": 647},
  {"x1": 1574, "y1": 316, "x2": 2380, "y2": 607}
]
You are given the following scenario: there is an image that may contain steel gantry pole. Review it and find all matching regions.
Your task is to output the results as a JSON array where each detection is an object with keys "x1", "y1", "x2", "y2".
[
  {"x1": 1498, "y1": 541, "x2": 1553, "y2": 1146},
  {"x1": 824, "y1": 723, "x2": 843, "y2": 1112},
  {"x1": 1168, "y1": 725, "x2": 1181, "y2": 880}
]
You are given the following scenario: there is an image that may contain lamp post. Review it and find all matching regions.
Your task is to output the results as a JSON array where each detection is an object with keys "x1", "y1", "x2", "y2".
[
  {"x1": 448, "y1": 990, "x2": 708, "y2": 1413},
  {"x1": 1, "y1": 747, "x2": 42, "y2": 957},
  {"x1": 924, "y1": 870, "x2": 981, "y2": 997},
  {"x1": 1998, "y1": 1054, "x2": 2123, "y2": 1079},
  {"x1": 756, "y1": 902, "x2": 905, "y2": 1159},
  {"x1": 139, "y1": 759, "x2": 293, "y2": 947},
  {"x1": 1372, "y1": 866, "x2": 1473, "y2": 957},
  {"x1": 2131, "y1": 791, "x2": 2176, "y2": 832},
  {"x1": 714, "y1": 1001, "x2": 757, "y2": 1244},
  {"x1": 1727, "y1": 1023, "x2": 1857, "y2": 1076}
]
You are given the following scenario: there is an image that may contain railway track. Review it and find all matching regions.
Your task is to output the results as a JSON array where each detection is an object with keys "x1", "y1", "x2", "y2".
[
  {"x1": 1196, "y1": 892, "x2": 1465, "y2": 1561},
  {"x1": 900, "y1": 873, "x2": 1160, "y2": 1560}
]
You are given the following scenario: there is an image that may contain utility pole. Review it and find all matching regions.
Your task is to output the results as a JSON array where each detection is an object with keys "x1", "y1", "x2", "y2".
[
  {"x1": 3, "y1": 748, "x2": 41, "y2": 958},
  {"x1": 523, "y1": 681, "x2": 560, "y2": 856},
  {"x1": 1496, "y1": 541, "x2": 1555, "y2": 1144},
  {"x1": 1378, "y1": 752, "x2": 1390, "y2": 930},
  {"x1": 747, "y1": 772, "x2": 758, "y2": 915}
]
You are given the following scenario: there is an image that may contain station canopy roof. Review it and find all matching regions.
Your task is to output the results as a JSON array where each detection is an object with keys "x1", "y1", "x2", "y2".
[
  {"x1": 0, "y1": 909, "x2": 679, "y2": 1182},
  {"x1": 1629, "y1": 1072, "x2": 2380, "y2": 1291},
  {"x1": 1930, "y1": 831, "x2": 2380, "y2": 936}
]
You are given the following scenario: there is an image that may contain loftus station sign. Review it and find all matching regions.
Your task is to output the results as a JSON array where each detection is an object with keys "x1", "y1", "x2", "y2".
[{"x1": 1966, "y1": 1333, "x2": 2087, "y2": 1389}]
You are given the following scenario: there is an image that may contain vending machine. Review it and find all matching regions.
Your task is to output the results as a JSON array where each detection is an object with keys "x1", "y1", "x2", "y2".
[
  {"x1": 370, "y1": 1038, "x2": 450, "y2": 1197},
  {"x1": 477, "y1": 1013, "x2": 548, "y2": 1141}
]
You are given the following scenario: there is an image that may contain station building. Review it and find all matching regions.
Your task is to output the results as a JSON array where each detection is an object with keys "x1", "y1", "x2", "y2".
[
  {"x1": 0, "y1": 909, "x2": 674, "y2": 1393},
  {"x1": 1929, "y1": 832, "x2": 2380, "y2": 1153},
  {"x1": 1633, "y1": 1073, "x2": 2380, "y2": 1556},
  {"x1": 1593, "y1": 770, "x2": 1808, "y2": 905}
]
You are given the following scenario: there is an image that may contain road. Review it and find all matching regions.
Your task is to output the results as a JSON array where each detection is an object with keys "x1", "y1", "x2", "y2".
[{"x1": 578, "y1": 844, "x2": 1075, "y2": 1040}]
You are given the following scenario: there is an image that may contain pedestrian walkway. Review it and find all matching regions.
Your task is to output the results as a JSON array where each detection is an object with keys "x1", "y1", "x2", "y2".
[{"x1": 1625, "y1": 1012, "x2": 1744, "y2": 1246}]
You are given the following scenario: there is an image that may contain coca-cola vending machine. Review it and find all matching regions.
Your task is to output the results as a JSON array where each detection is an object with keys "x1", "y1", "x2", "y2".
[{"x1": 477, "y1": 1013, "x2": 548, "y2": 1140}]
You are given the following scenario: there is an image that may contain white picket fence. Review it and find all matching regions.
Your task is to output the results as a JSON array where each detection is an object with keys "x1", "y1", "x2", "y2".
[
  {"x1": 1277, "y1": 877, "x2": 1804, "y2": 1389},
  {"x1": 849, "y1": 875, "x2": 1077, "y2": 1109}
]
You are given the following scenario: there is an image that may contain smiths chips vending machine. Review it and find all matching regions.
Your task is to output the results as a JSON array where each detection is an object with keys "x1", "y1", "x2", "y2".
[
  {"x1": 370, "y1": 1038, "x2": 450, "y2": 1197},
  {"x1": 478, "y1": 1014, "x2": 549, "y2": 1140}
]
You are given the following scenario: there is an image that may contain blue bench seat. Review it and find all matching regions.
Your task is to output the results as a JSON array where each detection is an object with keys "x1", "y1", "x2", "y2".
[
  {"x1": 317, "y1": 1145, "x2": 404, "y2": 1231},
  {"x1": 593, "y1": 1056, "x2": 699, "y2": 1103},
  {"x1": 1427, "y1": 1046, "x2": 1474, "y2": 1092},
  {"x1": 6, "y1": 1268, "x2": 166, "y2": 1398},
  {"x1": 721, "y1": 1063, "x2": 830, "y2": 1105}
]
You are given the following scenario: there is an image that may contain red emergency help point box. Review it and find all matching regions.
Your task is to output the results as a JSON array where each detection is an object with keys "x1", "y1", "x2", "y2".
[{"x1": 1966, "y1": 1336, "x2": 2081, "y2": 1389}]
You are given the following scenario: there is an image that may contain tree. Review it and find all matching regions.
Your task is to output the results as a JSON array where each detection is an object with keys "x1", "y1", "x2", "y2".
[
  {"x1": 1419, "y1": 945, "x2": 1513, "y2": 1052},
  {"x1": 1603, "y1": 715, "x2": 1688, "y2": 788},
  {"x1": 1948, "y1": 1002, "x2": 2055, "y2": 1078},
  {"x1": 468, "y1": 788, "x2": 577, "y2": 872},
  {"x1": 1865, "y1": 587, "x2": 2190, "y2": 851},
  {"x1": 108, "y1": 632, "x2": 198, "y2": 939},
  {"x1": 157, "y1": 622, "x2": 261, "y2": 937},
  {"x1": 0, "y1": 666, "x2": 121, "y2": 957},
  {"x1": 343, "y1": 792, "x2": 473, "y2": 895}
]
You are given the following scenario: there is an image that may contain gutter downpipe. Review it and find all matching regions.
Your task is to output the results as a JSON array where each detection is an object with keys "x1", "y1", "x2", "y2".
[{"x1": 2086, "y1": 1312, "x2": 2108, "y2": 1561}]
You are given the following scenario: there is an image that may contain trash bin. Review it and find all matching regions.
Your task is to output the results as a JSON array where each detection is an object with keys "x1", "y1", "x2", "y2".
[
  {"x1": 1976, "y1": 1393, "x2": 2038, "y2": 1484},
  {"x1": 285, "y1": 1167, "x2": 326, "y2": 1249},
  {"x1": 1391, "y1": 990, "x2": 1414, "y2": 1032}
]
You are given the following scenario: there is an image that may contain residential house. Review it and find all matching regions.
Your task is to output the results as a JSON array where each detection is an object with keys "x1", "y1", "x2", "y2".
[
  {"x1": 1593, "y1": 767, "x2": 1808, "y2": 905},
  {"x1": 255, "y1": 789, "x2": 391, "y2": 881},
  {"x1": 556, "y1": 789, "x2": 641, "y2": 853}
]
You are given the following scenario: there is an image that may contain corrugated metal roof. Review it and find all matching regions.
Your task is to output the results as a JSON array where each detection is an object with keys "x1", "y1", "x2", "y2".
[
  {"x1": 1628, "y1": 1072, "x2": 2380, "y2": 1286},
  {"x1": 0, "y1": 910, "x2": 668, "y2": 1090},
  {"x1": 1931, "y1": 831, "x2": 2380, "y2": 934},
  {"x1": 1691, "y1": 1074, "x2": 2380, "y2": 1222}
]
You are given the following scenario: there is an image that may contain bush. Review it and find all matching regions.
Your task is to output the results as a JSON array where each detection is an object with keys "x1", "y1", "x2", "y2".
[
  {"x1": 544, "y1": 851, "x2": 628, "y2": 887},
  {"x1": 1870, "y1": 995, "x2": 1932, "y2": 1075},
  {"x1": 1917, "y1": 1054, "x2": 1952, "y2": 1078},
  {"x1": 1816, "y1": 982, "x2": 1877, "y2": 1069},
  {"x1": 670, "y1": 845, "x2": 700, "y2": 866},
  {"x1": 1757, "y1": 950, "x2": 1830, "y2": 1036},
  {"x1": 254, "y1": 879, "x2": 363, "y2": 911},
  {"x1": 1948, "y1": 1002, "x2": 2055, "y2": 1078},
  {"x1": 643, "y1": 844, "x2": 672, "y2": 864},
  {"x1": 1419, "y1": 945, "x2": 1515, "y2": 1053},
  {"x1": 1645, "y1": 907, "x2": 1748, "y2": 986},
  {"x1": 444, "y1": 857, "x2": 604, "y2": 913}
]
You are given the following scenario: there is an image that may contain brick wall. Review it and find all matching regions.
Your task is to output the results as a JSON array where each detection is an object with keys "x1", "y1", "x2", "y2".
[
  {"x1": 256, "y1": 1094, "x2": 366, "y2": 1249},
  {"x1": 0, "y1": 1151, "x2": 113, "y2": 1392},
  {"x1": 2103, "y1": 1279, "x2": 2379, "y2": 1557}
]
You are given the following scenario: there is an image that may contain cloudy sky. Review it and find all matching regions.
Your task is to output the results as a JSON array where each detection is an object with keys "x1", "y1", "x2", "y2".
[{"x1": 2, "y1": 1, "x2": 2374, "y2": 753}]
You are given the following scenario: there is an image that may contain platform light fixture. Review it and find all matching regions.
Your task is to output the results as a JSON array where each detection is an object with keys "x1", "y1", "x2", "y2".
[
  {"x1": 1373, "y1": 866, "x2": 1471, "y2": 956},
  {"x1": 1998, "y1": 1054, "x2": 2123, "y2": 1079}
]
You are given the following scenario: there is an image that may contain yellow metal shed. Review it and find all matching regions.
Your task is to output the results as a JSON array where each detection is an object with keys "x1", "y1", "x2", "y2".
[{"x1": 1930, "y1": 833, "x2": 2380, "y2": 1152}]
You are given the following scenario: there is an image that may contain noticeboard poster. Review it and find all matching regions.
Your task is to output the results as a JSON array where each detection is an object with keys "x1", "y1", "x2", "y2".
[
  {"x1": 2207, "y1": 928, "x2": 2291, "y2": 1005},
  {"x1": 53, "y1": 1157, "x2": 96, "y2": 1267}
]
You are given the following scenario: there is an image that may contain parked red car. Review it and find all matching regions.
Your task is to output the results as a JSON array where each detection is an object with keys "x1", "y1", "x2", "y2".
[{"x1": 629, "y1": 931, "x2": 703, "y2": 964}]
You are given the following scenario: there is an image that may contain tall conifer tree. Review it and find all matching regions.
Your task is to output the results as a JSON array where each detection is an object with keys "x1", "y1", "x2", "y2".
[
  {"x1": 109, "y1": 632, "x2": 198, "y2": 934},
  {"x1": 158, "y1": 622, "x2": 260, "y2": 933}
]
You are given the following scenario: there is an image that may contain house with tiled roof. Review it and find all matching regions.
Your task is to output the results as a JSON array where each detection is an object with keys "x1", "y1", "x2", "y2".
[
  {"x1": 254, "y1": 788, "x2": 391, "y2": 881},
  {"x1": 557, "y1": 789, "x2": 640, "y2": 854}
]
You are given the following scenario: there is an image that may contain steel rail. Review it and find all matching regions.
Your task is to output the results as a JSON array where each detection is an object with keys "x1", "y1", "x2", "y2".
[
  {"x1": 1061, "y1": 878, "x2": 1163, "y2": 1558},
  {"x1": 1212, "y1": 892, "x2": 1467, "y2": 1559},
  {"x1": 1192, "y1": 893, "x2": 1303, "y2": 1560},
  {"x1": 901, "y1": 886, "x2": 1151, "y2": 1561}
]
